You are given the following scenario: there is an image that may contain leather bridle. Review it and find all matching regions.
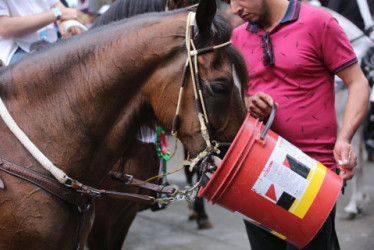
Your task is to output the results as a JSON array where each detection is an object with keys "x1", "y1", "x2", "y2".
[{"x1": 171, "y1": 12, "x2": 231, "y2": 172}]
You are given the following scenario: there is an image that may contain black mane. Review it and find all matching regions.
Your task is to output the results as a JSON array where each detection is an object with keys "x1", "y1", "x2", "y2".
[
  {"x1": 91, "y1": 0, "x2": 169, "y2": 28},
  {"x1": 91, "y1": 0, "x2": 200, "y2": 28}
]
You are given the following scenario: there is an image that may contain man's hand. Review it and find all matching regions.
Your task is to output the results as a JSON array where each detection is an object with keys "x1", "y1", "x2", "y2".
[
  {"x1": 245, "y1": 92, "x2": 276, "y2": 121},
  {"x1": 56, "y1": 2, "x2": 79, "y2": 22},
  {"x1": 334, "y1": 140, "x2": 357, "y2": 180}
]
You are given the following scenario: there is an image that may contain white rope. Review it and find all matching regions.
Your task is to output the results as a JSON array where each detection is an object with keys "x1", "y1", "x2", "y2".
[
  {"x1": 214, "y1": 40, "x2": 232, "y2": 50},
  {"x1": 180, "y1": 12, "x2": 230, "y2": 170},
  {"x1": 185, "y1": 13, "x2": 211, "y2": 146},
  {"x1": 63, "y1": 20, "x2": 88, "y2": 34},
  {"x1": 0, "y1": 97, "x2": 68, "y2": 183},
  {"x1": 186, "y1": 12, "x2": 199, "y2": 99}
]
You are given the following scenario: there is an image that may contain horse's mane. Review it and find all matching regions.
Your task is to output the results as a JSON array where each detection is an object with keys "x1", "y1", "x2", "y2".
[
  {"x1": 91, "y1": 0, "x2": 200, "y2": 28},
  {"x1": 88, "y1": 8, "x2": 189, "y2": 38},
  {"x1": 91, "y1": 0, "x2": 169, "y2": 28}
]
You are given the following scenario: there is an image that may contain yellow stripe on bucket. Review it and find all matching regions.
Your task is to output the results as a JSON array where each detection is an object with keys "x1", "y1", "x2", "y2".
[
  {"x1": 271, "y1": 231, "x2": 287, "y2": 240},
  {"x1": 291, "y1": 162, "x2": 326, "y2": 219}
]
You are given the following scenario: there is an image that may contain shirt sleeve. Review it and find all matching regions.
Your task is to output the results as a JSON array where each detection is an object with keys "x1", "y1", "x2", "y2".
[
  {"x1": 0, "y1": 0, "x2": 10, "y2": 16},
  {"x1": 47, "y1": 0, "x2": 60, "y2": 7},
  {"x1": 321, "y1": 16, "x2": 357, "y2": 74}
]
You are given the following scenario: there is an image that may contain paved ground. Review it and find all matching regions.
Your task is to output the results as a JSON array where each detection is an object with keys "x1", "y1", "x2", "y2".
[{"x1": 123, "y1": 138, "x2": 374, "y2": 250}]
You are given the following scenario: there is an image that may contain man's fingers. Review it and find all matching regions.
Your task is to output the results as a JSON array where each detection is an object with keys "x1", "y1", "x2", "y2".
[
  {"x1": 259, "y1": 94, "x2": 274, "y2": 108},
  {"x1": 339, "y1": 168, "x2": 355, "y2": 180},
  {"x1": 338, "y1": 149, "x2": 351, "y2": 165}
]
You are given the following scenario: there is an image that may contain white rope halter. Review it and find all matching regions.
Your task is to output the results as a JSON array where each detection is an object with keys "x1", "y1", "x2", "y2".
[
  {"x1": 173, "y1": 12, "x2": 231, "y2": 171},
  {"x1": 0, "y1": 98, "x2": 69, "y2": 183}
]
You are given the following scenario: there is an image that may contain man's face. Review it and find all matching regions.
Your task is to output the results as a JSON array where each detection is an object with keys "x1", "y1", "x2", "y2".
[{"x1": 228, "y1": 0, "x2": 266, "y2": 25}]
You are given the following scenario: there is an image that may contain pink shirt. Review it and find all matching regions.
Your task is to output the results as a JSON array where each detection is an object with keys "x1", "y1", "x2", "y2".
[{"x1": 232, "y1": 0, "x2": 357, "y2": 170}]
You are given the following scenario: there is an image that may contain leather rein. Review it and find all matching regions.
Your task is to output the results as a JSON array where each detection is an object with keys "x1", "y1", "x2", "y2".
[
  {"x1": 0, "y1": 157, "x2": 177, "y2": 209},
  {"x1": 0, "y1": 11, "x2": 232, "y2": 207}
]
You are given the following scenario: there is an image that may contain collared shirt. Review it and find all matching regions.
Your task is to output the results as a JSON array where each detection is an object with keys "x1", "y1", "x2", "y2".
[{"x1": 232, "y1": 0, "x2": 357, "y2": 170}]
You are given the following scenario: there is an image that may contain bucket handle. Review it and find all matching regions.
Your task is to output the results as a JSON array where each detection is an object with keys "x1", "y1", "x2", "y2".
[{"x1": 260, "y1": 105, "x2": 276, "y2": 140}]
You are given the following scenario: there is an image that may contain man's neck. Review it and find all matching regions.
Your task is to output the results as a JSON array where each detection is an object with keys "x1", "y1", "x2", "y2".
[{"x1": 262, "y1": 0, "x2": 289, "y2": 31}]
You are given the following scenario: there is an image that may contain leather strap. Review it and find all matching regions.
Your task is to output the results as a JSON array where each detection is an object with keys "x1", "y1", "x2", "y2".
[
  {"x1": 0, "y1": 157, "x2": 170, "y2": 206},
  {"x1": 0, "y1": 158, "x2": 91, "y2": 209},
  {"x1": 108, "y1": 171, "x2": 177, "y2": 195},
  {"x1": 67, "y1": 178, "x2": 157, "y2": 204}
]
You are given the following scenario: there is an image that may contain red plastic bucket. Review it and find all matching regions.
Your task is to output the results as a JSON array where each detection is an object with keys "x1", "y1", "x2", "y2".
[{"x1": 198, "y1": 113, "x2": 343, "y2": 248}]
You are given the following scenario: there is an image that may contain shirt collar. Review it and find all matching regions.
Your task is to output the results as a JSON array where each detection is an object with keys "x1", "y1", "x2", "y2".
[{"x1": 246, "y1": 0, "x2": 301, "y2": 33}]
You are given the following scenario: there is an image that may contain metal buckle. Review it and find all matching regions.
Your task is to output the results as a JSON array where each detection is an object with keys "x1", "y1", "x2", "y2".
[
  {"x1": 76, "y1": 186, "x2": 102, "y2": 197},
  {"x1": 124, "y1": 174, "x2": 133, "y2": 185},
  {"x1": 64, "y1": 177, "x2": 75, "y2": 187}
]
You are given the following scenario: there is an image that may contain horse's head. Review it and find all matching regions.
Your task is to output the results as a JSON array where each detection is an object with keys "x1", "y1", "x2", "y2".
[{"x1": 151, "y1": 0, "x2": 248, "y2": 158}]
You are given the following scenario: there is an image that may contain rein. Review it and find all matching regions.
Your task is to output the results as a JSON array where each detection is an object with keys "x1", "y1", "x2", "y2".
[
  {"x1": 171, "y1": 12, "x2": 231, "y2": 171},
  {"x1": 0, "y1": 156, "x2": 177, "y2": 206}
]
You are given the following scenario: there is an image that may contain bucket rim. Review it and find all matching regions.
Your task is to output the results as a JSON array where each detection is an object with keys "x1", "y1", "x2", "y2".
[{"x1": 199, "y1": 114, "x2": 261, "y2": 202}]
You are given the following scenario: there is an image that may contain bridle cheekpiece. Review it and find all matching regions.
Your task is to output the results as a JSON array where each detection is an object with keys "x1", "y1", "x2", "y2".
[{"x1": 171, "y1": 12, "x2": 231, "y2": 172}]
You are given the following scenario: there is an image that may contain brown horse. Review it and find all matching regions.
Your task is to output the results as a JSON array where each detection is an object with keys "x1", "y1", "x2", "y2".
[{"x1": 0, "y1": 0, "x2": 248, "y2": 249}]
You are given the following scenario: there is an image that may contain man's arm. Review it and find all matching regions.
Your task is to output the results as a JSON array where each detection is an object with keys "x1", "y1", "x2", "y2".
[
  {"x1": 335, "y1": 62, "x2": 370, "y2": 180},
  {"x1": 0, "y1": 1, "x2": 77, "y2": 39}
]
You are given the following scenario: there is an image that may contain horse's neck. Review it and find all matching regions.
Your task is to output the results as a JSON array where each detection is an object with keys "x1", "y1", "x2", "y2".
[{"x1": 0, "y1": 13, "x2": 187, "y2": 184}]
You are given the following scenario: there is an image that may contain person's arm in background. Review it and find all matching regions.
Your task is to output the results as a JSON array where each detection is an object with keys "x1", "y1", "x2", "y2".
[
  {"x1": 0, "y1": 1, "x2": 77, "y2": 39},
  {"x1": 334, "y1": 63, "x2": 370, "y2": 180}
]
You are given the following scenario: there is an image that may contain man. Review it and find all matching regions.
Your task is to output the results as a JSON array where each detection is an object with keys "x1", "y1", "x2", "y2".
[
  {"x1": 226, "y1": 0, "x2": 370, "y2": 249},
  {"x1": 0, "y1": 1, "x2": 78, "y2": 65}
]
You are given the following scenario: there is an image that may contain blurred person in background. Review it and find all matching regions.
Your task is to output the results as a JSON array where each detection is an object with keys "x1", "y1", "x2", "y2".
[{"x1": 0, "y1": 0, "x2": 78, "y2": 65}]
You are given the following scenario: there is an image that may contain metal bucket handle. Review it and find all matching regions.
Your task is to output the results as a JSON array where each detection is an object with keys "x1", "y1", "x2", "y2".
[{"x1": 260, "y1": 105, "x2": 277, "y2": 140}]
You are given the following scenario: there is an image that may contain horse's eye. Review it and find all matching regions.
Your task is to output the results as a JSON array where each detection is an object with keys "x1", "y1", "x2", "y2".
[{"x1": 211, "y1": 83, "x2": 229, "y2": 95}]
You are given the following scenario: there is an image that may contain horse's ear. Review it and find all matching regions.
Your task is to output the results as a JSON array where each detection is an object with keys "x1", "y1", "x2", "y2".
[{"x1": 195, "y1": 0, "x2": 217, "y2": 35}]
